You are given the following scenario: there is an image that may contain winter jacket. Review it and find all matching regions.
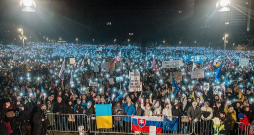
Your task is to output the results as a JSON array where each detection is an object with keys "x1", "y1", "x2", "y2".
[
  {"x1": 113, "y1": 105, "x2": 124, "y2": 120},
  {"x1": 219, "y1": 117, "x2": 231, "y2": 134},
  {"x1": 122, "y1": 103, "x2": 135, "y2": 122},
  {"x1": 172, "y1": 108, "x2": 183, "y2": 119},
  {"x1": 163, "y1": 108, "x2": 172, "y2": 120},
  {"x1": 153, "y1": 106, "x2": 161, "y2": 116},
  {"x1": 141, "y1": 103, "x2": 152, "y2": 116},
  {"x1": 33, "y1": 109, "x2": 48, "y2": 135},
  {"x1": 213, "y1": 106, "x2": 224, "y2": 118},
  {"x1": 0, "y1": 108, "x2": 8, "y2": 135},
  {"x1": 224, "y1": 106, "x2": 237, "y2": 131},
  {"x1": 239, "y1": 114, "x2": 250, "y2": 130},
  {"x1": 201, "y1": 106, "x2": 213, "y2": 120},
  {"x1": 187, "y1": 106, "x2": 201, "y2": 120}
]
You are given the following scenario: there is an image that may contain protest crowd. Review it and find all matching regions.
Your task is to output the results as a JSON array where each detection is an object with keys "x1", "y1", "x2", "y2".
[{"x1": 1, "y1": 43, "x2": 254, "y2": 135}]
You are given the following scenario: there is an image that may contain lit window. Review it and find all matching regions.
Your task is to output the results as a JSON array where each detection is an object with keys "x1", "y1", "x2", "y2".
[
  {"x1": 179, "y1": 11, "x2": 183, "y2": 13},
  {"x1": 129, "y1": 33, "x2": 134, "y2": 36},
  {"x1": 225, "y1": 22, "x2": 229, "y2": 25},
  {"x1": 107, "y1": 22, "x2": 111, "y2": 25}
]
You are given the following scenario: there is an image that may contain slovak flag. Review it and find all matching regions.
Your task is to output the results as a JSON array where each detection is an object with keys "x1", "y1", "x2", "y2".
[
  {"x1": 152, "y1": 56, "x2": 159, "y2": 72},
  {"x1": 110, "y1": 51, "x2": 122, "y2": 67},
  {"x1": 58, "y1": 59, "x2": 65, "y2": 80},
  {"x1": 132, "y1": 116, "x2": 163, "y2": 133},
  {"x1": 84, "y1": 50, "x2": 89, "y2": 60},
  {"x1": 227, "y1": 55, "x2": 234, "y2": 66}
]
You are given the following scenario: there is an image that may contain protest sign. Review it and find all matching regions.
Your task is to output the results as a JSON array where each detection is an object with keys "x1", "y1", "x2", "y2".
[
  {"x1": 116, "y1": 76, "x2": 123, "y2": 82},
  {"x1": 129, "y1": 72, "x2": 142, "y2": 92},
  {"x1": 89, "y1": 82, "x2": 97, "y2": 87},
  {"x1": 169, "y1": 72, "x2": 182, "y2": 83},
  {"x1": 191, "y1": 70, "x2": 204, "y2": 79},
  {"x1": 101, "y1": 62, "x2": 110, "y2": 69},
  {"x1": 70, "y1": 58, "x2": 75, "y2": 64},
  {"x1": 88, "y1": 59, "x2": 90, "y2": 65},
  {"x1": 108, "y1": 78, "x2": 114, "y2": 85},
  {"x1": 94, "y1": 65, "x2": 99, "y2": 72},
  {"x1": 213, "y1": 86, "x2": 219, "y2": 95},
  {"x1": 13, "y1": 55, "x2": 19, "y2": 61},
  {"x1": 239, "y1": 59, "x2": 249, "y2": 67},
  {"x1": 203, "y1": 83, "x2": 209, "y2": 91},
  {"x1": 129, "y1": 82, "x2": 142, "y2": 92},
  {"x1": 162, "y1": 60, "x2": 183, "y2": 68}
]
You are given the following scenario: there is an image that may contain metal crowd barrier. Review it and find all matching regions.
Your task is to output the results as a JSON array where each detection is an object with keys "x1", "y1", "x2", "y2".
[
  {"x1": 48, "y1": 113, "x2": 88, "y2": 133},
  {"x1": 47, "y1": 113, "x2": 251, "y2": 135}
]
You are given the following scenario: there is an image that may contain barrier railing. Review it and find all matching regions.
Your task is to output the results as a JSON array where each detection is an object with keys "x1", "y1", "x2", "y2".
[
  {"x1": 48, "y1": 113, "x2": 88, "y2": 133},
  {"x1": 47, "y1": 113, "x2": 250, "y2": 135}
]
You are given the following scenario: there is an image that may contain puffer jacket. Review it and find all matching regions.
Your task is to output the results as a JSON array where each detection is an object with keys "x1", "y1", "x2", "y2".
[{"x1": 187, "y1": 106, "x2": 201, "y2": 120}]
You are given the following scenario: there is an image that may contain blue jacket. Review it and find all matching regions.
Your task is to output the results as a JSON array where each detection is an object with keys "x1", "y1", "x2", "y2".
[{"x1": 122, "y1": 103, "x2": 135, "y2": 122}]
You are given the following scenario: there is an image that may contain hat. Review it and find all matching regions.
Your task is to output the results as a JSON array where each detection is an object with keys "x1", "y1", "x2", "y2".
[
  {"x1": 238, "y1": 113, "x2": 244, "y2": 119},
  {"x1": 219, "y1": 112, "x2": 225, "y2": 115},
  {"x1": 205, "y1": 102, "x2": 210, "y2": 106},
  {"x1": 77, "y1": 98, "x2": 81, "y2": 101}
]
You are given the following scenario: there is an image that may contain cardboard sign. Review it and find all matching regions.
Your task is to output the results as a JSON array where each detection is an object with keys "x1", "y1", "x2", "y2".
[
  {"x1": 170, "y1": 72, "x2": 182, "y2": 83},
  {"x1": 191, "y1": 70, "x2": 205, "y2": 79},
  {"x1": 70, "y1": 58, "x2": 75, "y2": 64},
  {"x1": 162, "y1": 60, "x2": 184, "y2": 68}
]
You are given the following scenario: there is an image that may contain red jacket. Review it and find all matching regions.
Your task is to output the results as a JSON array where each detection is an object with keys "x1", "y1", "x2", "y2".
[{"x1": 239, "y1": 114, "x2": 250, "y2": 130}]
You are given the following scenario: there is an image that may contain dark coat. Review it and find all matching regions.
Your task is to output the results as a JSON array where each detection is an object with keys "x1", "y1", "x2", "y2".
[
  {"x1": 33, "y1": 109, "x2": 48, "y2": 135},
  {"x1": 187, "y1": 106, "x2": 201, "y2": 120},
  {"x1": 0, "y1": 108, "x2": 8, "y2": 135}
]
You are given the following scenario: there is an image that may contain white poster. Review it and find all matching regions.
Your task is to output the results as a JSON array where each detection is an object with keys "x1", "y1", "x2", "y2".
[
  {"x1": 129, "y1": 82, "x2": 142, "y2": 92},
  {"x1": 149, "y1": 126, "x2": 156, "y2": 135},
  {"x1": 89, "y1": 82, "x2": 97, "y2": 87},
  {"x1": 203, "y1": 83, "x2": 209, "y2": 91},
  {"x1": 70, "y1": 58, "x2": 75, "y2": 64},
  {"x1": 162, "y1": 60, "x2": 184, "y2": 68},
  {"x1": 213, "y1": 86, "x2": 219, "y2": 95},
  {"x1": 13, "y1": 55, "x2": 19, "y2": 61},
  {"x1": 129, "y1": 72, "x2": 140, "y2": 83},
  {"x1": 108, "y1": 78, "x2": 114, "y2": 85},
  {"x1": 239, "y1": 59, "x2": 249, "y2": 67},
  {"x1": 88, "y1": 59, "x2": 90, "y2": 65},
  {"x1": 191, "y1": 70, "x2": 205, "y2": 79}
]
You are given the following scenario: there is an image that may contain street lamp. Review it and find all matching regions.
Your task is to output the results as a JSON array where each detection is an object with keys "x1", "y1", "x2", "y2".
[
  {"x1": 18, "y1": 28, "x2": 26, "y2": 62},
  {"x1": 223, "y1": 34, "x2": 228, "y2": 64},
  {"x1": 216, "y1": 0, "x2": 230, "y2": 12},
  {"x1": 19, "y1": 0, "x2": 36, "y2": 12},
  {"x1": 93, "y1": 39, "x2": 95, "y2": 45},
  {"x1": 163, "y1": 40, "x2": 166, "y2": 44},
  {"x1": 76, "y1": 37, "x2": 79, "y2": 44},
  {"x1": 114, "y1": 39, "x2": 117, "y2": 44}
]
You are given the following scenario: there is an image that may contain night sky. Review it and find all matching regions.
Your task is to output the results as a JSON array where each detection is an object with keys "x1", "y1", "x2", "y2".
[{"x1": 0, "y1": 0, "x2": 252, "y2": 48}]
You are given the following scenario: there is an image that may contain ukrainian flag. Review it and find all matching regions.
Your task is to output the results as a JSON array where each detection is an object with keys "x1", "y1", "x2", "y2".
[{"x1": 95, "y1": 104, "x2": 112, "y2": 129}]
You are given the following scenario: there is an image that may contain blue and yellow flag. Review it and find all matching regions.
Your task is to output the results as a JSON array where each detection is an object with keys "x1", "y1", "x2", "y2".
[{"x1": 95, "y1": 104, "x2": 112, "y2": 129}]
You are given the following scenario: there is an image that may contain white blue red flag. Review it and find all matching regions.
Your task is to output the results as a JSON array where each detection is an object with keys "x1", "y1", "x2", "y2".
[
  {"x1": 58, "y1": 59, "x2": 65, "y2": 80},
  {"x1": 131, "y1": 116, "x2": 163, "y2": 133},
  {"x1": 110, "y1": 51, "x2": 122, "y2": 67},
  {"x1": 152, "y1": 56, "x2": 159, "y2": 72}
]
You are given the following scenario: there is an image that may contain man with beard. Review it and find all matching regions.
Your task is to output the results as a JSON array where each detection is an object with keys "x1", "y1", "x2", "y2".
[
  {"x1": 218, "y1": 112, "x2": 231, "y2": 135},
  {"x1": 213, "y1": 102, "x2": 224, "y2": 118},
  {"x1": 33, "y1": 104, "x2": 48, "y2": 135}
]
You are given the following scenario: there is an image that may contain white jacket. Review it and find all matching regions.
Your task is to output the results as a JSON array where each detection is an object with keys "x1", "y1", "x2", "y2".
[{"x1": 162, "y1": 106, "x2": 172, "y2": 120}]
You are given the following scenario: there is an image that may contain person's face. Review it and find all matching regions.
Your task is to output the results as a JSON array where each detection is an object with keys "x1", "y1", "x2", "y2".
[
  {"x1": 41, "y1": 105, "x2": 46, "y2": 110},
  {"x1": 193, "y1": 103, "x2": 197, "y2": 108},
  {"x1": 236, "y1": 103, "x2": 240, "y2": 107},
  {"x1": 205, "y1": 104, "x2": 208, "y2": 108},
  {"x1": 117, "y1": 103, "x2": 120, "y2": 106},
  {"x1": 245, "y1": 107, "x2": 250, "y2": 111},
  {"x1": 216, "y1": 103, "x2": 221, "y2": 107},
  {"x1": 229, "y1": 107, "x2": 234, "y2": 113},
  {"x1": 57, "y1": 97, "x2": 62, "y2": 103},
  {"x1": 166, "y1": 105, "x2": 169, "y2": 109},
  {"x1": 77, "y1": 100, "x2": 81, "y2": 104},
  {"x1": 220, "y1": 113, "x2": 225, "y2": 118},
  {"x1": 68, "y1": 101, "x2": 72, "y2": 105}
]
